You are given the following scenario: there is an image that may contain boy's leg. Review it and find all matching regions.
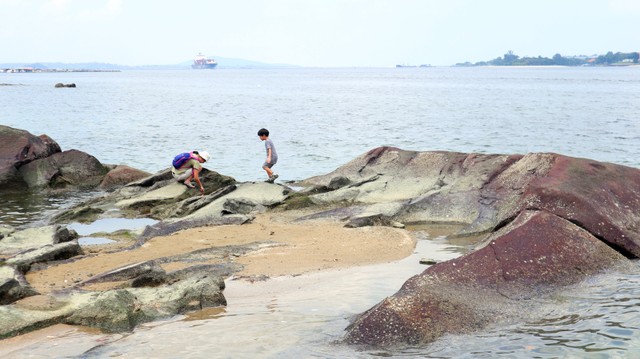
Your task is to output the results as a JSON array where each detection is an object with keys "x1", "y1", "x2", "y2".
[
  {"x1": 263, "y1": 162, "x2": 274, "y2": 177},
  {"x1": 174, "y1": 169, "x2": 195, "y2": 188},
  {"x1": 174, "y1": 169, "x2": 193, "y2": 182},
  {"x1": 263, "y1": 164, "x2": 278, "y2": 182}
]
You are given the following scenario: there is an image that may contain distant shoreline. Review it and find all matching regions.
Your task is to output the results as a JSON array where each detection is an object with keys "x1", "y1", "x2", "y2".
[
  {"x1": 1, "y1": 68, "x2": 120, "y2": 73},
  {"x1": 456, "y1": 64, "x2": 640, "y2": 68}
]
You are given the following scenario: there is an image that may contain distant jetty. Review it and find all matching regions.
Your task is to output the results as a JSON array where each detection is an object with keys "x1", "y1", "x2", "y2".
[{"x1": 1, "y1": 67, "x2": 120, "y2": 73}]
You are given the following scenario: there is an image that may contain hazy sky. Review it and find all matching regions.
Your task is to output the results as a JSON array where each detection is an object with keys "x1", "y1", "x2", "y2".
[{"x1": 1, "y1": 0, "x2": 638, "y2": 67}]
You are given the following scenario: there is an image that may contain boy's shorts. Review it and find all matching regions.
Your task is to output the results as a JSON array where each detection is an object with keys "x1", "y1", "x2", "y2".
[
  {"x1": 172, "y1": 168, "x2": 193, "y2": 181},
  {"x1": 262, "y1": 160, "x2": 277, "y2": 168}
]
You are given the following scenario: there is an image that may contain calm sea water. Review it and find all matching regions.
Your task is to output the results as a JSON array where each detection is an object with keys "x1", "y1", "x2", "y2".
[
  {"x1": 1, "y1": 67, "x2": 640, "y2": 357},
  {"x1": 2, "y1": 67, "x2": 639, "y2": 182}
]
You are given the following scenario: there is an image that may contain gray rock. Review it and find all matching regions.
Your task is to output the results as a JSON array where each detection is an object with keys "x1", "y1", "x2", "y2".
[
  {"x1": 222, "y1": 198, "x2": 266, "y2": 215},
  {"x1": 0, "y1": 225, "x2": 73, "y2": 257},
  {"x1": 64, "y1": 273, "x2": 226, "y2": 333},
  {"x1": 328, "y1": 176, "x2": 351, "y2": 190},
  {"x1": 6, "y1": 241, "x2": 83, "y2": 273},
  {"x1": 0, "y1": 271, "x2": 227, "y2": 338},
  {"x1": 0, "y1": 266, "x2": 38, "y2": 304},
  {"x1": 77, "y1": 260, "x2": 164, "y2": 286}
]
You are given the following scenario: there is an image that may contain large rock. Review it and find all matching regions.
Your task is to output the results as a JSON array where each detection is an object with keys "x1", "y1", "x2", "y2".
[
  {"x1": 18, "y1": 149, "x2": 108, "y2": 189},
  {"x1": 344, "y1": 210, "x2": 632, "y2": 345},
  {"x1": 0, "y1": 126, "x2": 140, "y2": 191},
  {"x1": 0, "y1": 125, "x2": 61, "y2": 188},
  {"x1": 339, "y1": 148, "x2": 640, "y2": 346},
  {"x1": 305, "y1": 148, "x2": 640, "y2": 255},
  {"x1": 0, "y1": 270, "x2": 227, "y2": 338}
]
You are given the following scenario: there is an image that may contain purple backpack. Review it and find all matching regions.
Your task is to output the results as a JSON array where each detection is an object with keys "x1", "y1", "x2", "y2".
[{"x1": 172, "y1": 152, "x2": 196, "y2": 168}]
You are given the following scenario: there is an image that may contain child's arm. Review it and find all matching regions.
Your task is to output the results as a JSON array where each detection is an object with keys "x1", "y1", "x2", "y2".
[
  {"x1": 266, "y1": 147, "x2": 272, "y2": 164},
  {"x1": 193, "y1": 168, "x2": 205, "y2": 195}
]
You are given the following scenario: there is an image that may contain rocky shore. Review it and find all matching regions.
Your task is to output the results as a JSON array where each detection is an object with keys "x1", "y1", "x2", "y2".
[{"x1": 2, "y1": 125, "x2": 640, "y2": 348}]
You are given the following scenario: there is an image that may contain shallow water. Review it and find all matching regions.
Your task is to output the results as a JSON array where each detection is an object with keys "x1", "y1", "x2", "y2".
[
  {"x1": 77, "y1": 237, "x2": 115, "y2": 245},
  {"x1": 2, "y1": 230, "x2": 639, "y2": 358},
  {"x1": 0, "y1": 190, "x2": 96, "y2": 228},
  {"x1": 2, "y1": 67, "x2": 639, "y2": 184},
  {"x1": 67, "y1": 217, "x2": 158, "y2": 236}
]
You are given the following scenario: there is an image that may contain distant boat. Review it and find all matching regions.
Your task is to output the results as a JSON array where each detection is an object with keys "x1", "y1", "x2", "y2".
[{"x1": 192, "y1": 53, "x2": 218, "y2": 69}]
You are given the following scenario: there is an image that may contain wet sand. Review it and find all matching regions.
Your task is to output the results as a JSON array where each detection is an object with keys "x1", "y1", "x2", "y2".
[
  {"x1": 25, "y1": 212, "x2": 416, "y2": 295},
  {"x1": 1, "y1": 219, "x2": 424, "y2": 356},
  {"x1": 3, "y1": 212, "x2": 417, "y2": 355}
]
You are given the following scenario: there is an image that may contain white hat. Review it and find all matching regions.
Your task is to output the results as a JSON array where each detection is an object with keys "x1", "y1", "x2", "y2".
[{"x1": 198, "y1": 151, "x2": 210, "y2": 162}]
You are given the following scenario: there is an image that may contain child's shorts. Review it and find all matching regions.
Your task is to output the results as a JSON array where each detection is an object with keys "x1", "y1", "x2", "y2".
[{"x1": 172, "y1": 168, "x2": 193, "y2": 181}]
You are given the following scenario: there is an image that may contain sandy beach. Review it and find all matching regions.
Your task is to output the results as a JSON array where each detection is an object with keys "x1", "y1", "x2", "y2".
[{"x1": 23, "y1": 212, "x2": 416, "y2": 298}]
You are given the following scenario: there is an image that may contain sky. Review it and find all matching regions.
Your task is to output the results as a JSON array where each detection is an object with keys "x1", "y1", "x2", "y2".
[{"x1": 0, "y1": 0, "x2": 638, "y2": 67}]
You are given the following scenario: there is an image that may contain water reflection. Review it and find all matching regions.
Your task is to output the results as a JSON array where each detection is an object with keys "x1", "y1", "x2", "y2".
[
  {"x1": 78, "y1": 237, "x2": 115, "y2": 246},
  {"x1": 425, "y1": 261, "x2": 640, "y2": 358},
  {"x1": 67, "y1": 217, "x2": 158, "y2": 236},
  {"x1": 0, "y1": 189, "x2": 97, "y2": 228}
]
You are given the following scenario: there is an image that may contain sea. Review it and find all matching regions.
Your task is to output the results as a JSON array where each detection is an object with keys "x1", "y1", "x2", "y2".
[{"x1": 1, "y1": 67, "x2": 639, "y2": 358}]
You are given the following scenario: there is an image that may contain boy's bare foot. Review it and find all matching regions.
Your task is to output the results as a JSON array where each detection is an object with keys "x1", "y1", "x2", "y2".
[{"x1": 183, "y1": 181, "x2": 195, "y2": 188}]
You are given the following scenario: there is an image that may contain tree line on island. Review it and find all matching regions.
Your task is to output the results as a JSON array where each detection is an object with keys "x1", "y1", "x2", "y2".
[{"x1": 456, "y1": 50, "x2": 639, "y2": 67}]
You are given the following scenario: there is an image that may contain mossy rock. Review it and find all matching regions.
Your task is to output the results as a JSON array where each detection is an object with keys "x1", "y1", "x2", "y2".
[{"x1": 283, "y1": 194, "x2": 315, "y2": 210}]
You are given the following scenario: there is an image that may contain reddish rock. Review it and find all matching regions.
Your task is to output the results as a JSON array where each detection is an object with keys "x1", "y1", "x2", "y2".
[
  {"x1": 424, "y1": 210, "x2": 627, "y2": 291},
  {"x1": 342, "y1": 149, "x2": 640, "y2": 346},
  {"x1": 0, "y1": 126, "x2": 61, "y2": 188},
  {"x1": 345, "y1": 210, "x2": 630, "y2": 345},
  {"x1": 38, "y1": 134, "x2": 62, "y2": 155},
  {"x1": 520, "y1": 155, "x2": 640, "y2": 257},
  {"x1": 99, "y1": 165, "x2": 151, "y2": 190}
]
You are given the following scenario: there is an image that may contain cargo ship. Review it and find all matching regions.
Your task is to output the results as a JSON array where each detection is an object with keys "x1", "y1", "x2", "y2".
[{"x1": 192, "y1": 53, "x2": 218, "y2": 69}]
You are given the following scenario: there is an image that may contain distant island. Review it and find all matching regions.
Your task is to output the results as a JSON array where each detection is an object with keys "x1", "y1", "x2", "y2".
[{"x1": 455, "y1": 50, "x2": 639, "y2": 67}]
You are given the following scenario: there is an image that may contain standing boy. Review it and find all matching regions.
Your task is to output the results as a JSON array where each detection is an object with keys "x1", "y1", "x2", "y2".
[{"x1": 258, "y1": 128, "x2": 278, "y2": 183}]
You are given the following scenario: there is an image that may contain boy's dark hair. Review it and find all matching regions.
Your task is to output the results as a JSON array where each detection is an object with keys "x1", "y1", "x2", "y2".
[{"x1": 257, "y1": 128, "x2": 269, "y2": 137}]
